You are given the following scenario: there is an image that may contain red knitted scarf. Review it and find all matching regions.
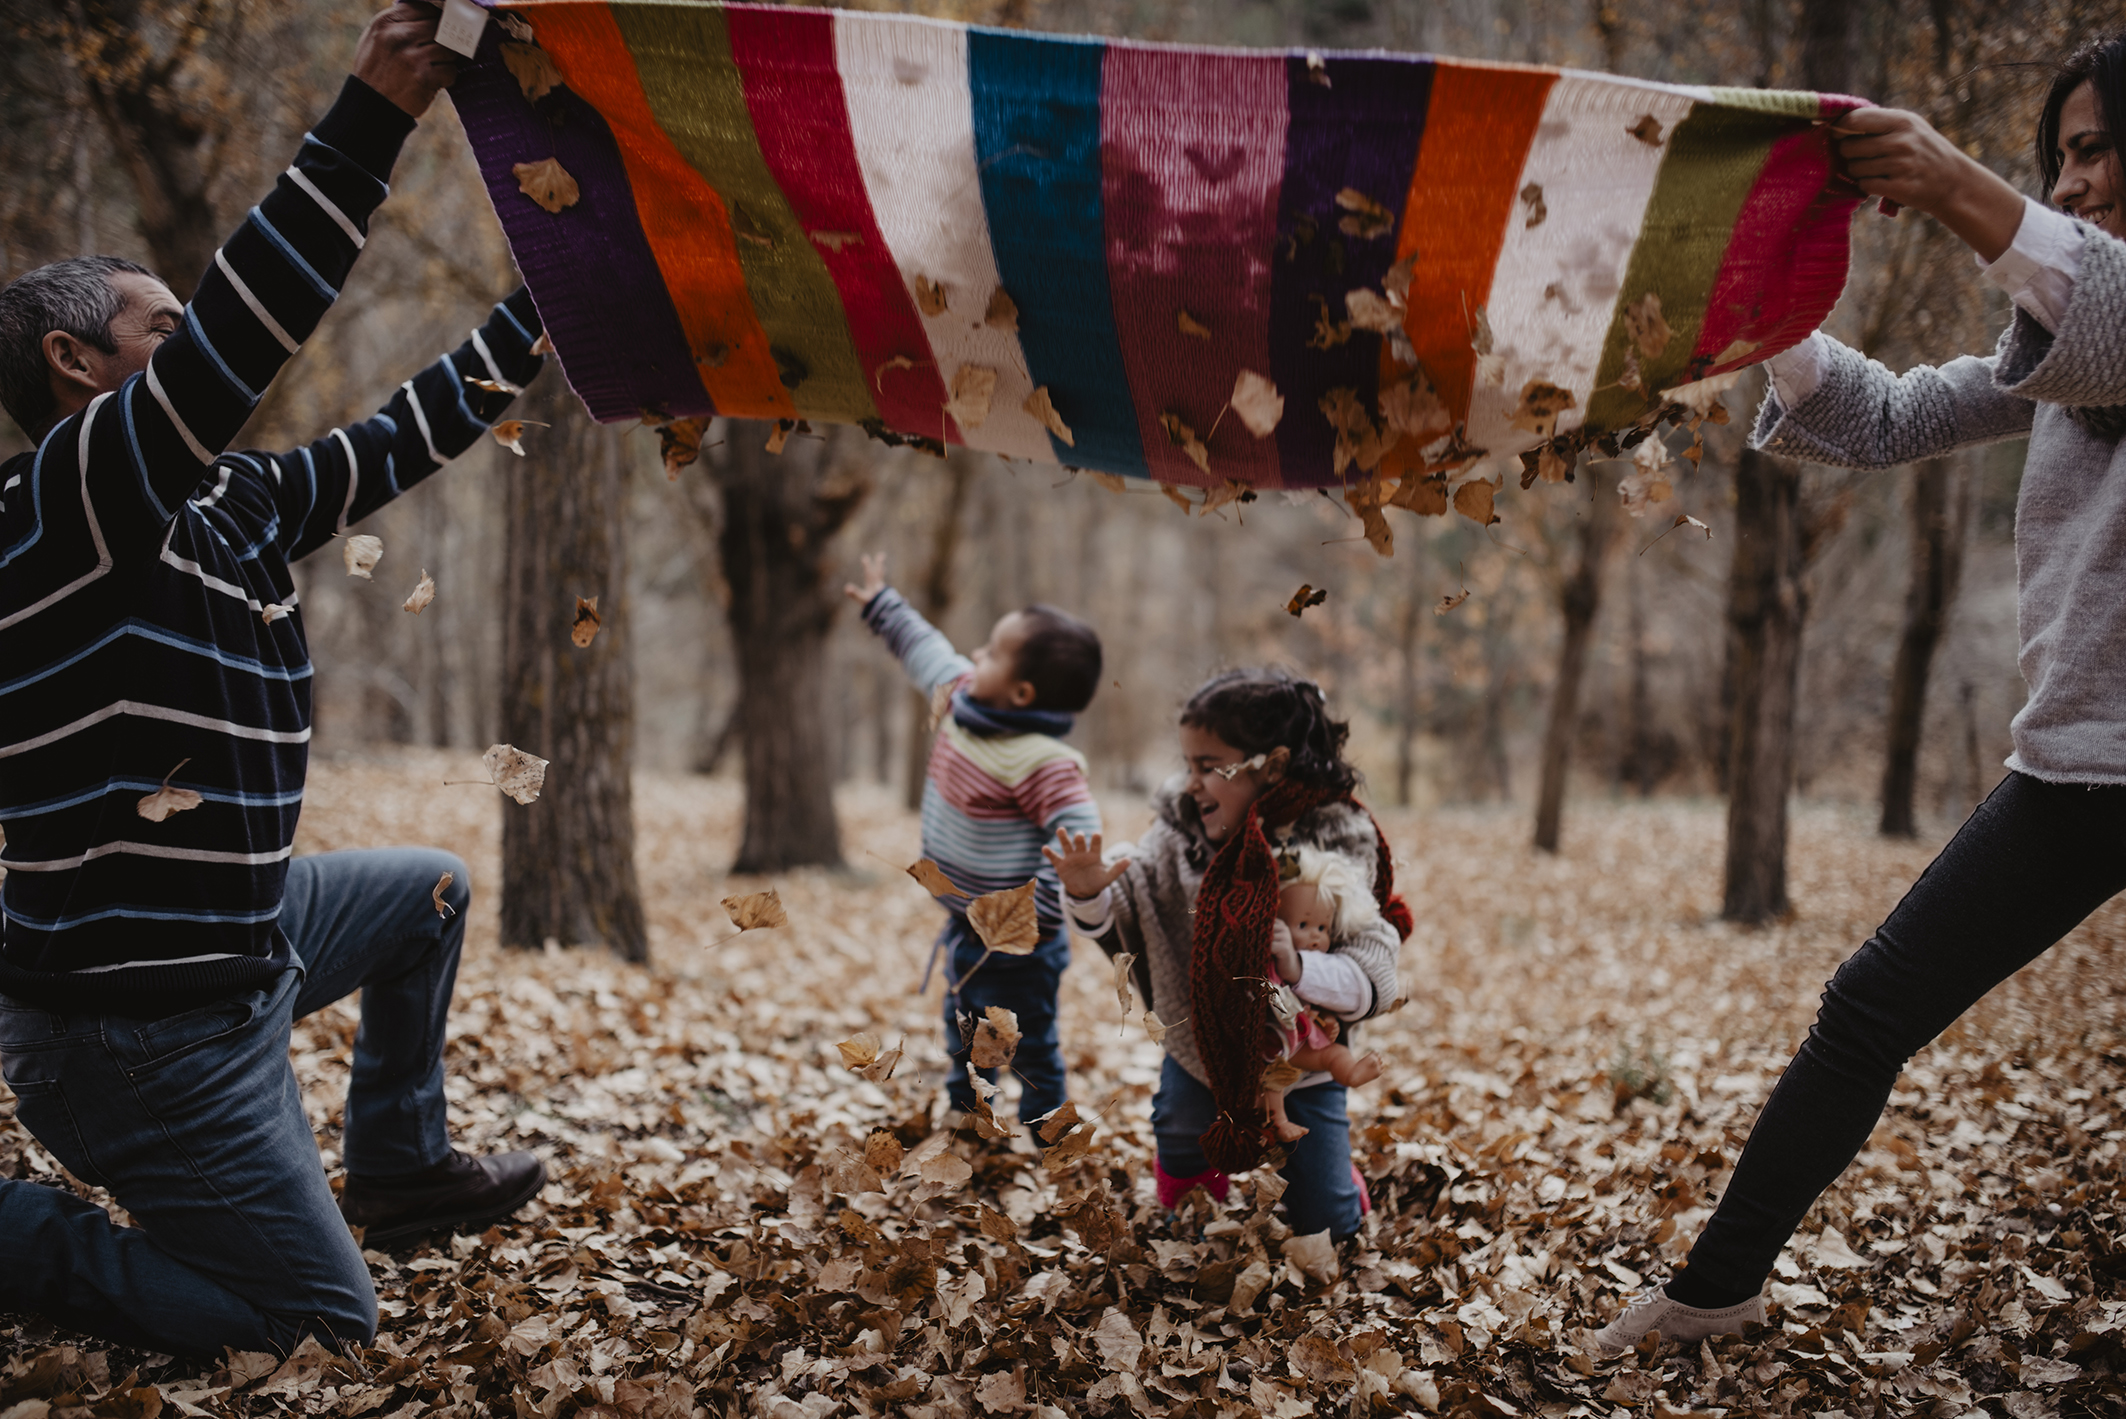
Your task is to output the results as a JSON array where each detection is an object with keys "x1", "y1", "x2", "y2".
[{"x1": 1189, "y1": 782, "x2": 1413, "y2": 1175}]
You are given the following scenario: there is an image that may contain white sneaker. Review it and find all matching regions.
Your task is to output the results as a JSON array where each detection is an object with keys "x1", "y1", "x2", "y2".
[{"x1": 1590, "y1": 1285, "x2": 1765, "y2": 1355}]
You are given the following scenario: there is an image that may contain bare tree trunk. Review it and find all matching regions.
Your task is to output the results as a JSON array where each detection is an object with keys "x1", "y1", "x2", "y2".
[
  {"x1": 902, "y1": 457, "x2": 979, "y2": 811},
  {"x1": 499, "y1": 375, "x2": 647, "y2": 960},
  {"x1": 1879, "y1": 457, "x2": 1969, "y2": 836},
  {"x1": 1624, "y1": 553, "x2": 1654, "y2": 796},
  {"x1": 1535, "y1": 474, "x2": 1615, "y2": 852},
  {"x1": 1394, "y1": 591, "x2": 1422, "y2": 808},
  {"x1": 1723, "y1": 448, "x2": 1807, "y2": 923},
  {"x1": 713, "y1": 424, "x2": 873, "y2": 872}
]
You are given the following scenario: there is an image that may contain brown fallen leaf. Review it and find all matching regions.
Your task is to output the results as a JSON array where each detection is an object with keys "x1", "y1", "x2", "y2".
[
  {"x1": 1454, "y1": 476, "x2": 1501, "y2": 527},
  {"x1": 1229, "y1": 370, "x2": 1284, "y2": 439},
  {"x1": 1199, "y1": 479, "x2": 1253, "y2": 515},
  {"x1": 908, "y1": 858, "x2": 969, "y2": 899},
  {"x1": 343, "y1": 534, "x2": 383, "y2": 580},
  {"x1": 1391, "y1": 473, "x2": 1450, "y2": 516},
  {"x1": 983, "y1": 288, "x2": 1019, "y2": 333},
  {"x1": 823, "y1": 1153, "x2": 884, "y2": 1195},
  {"x1": 483, "y1": 743, "x2": 549, "y2": 804},
  {"x1": 1355, "y1": 501, "x2": 1393, "y2": 556},
  {"x1": 913, "y1": 275, "x2": 949, "y2": 316},
  {"x1": 1628, "y1": 114, "x2": 1665, "y2": 145},
  {"x1": 1676, "y1": 512, "x2": 1712, "y2": 538},
  {"x1": 1043, "y1": 1116, "x2": 1098, "y2": 1169},
  {"x1": 1142, "y1": 1010, "x2": 1173, "y2": 1044},
  {"x1": 1344, "y1": 288, "x2": 1402, "y2": 334},
  {"x1": 1509, "y1": 380, "x2": 1577, "y2": 437},
  {"x1": 1023, "y1": 385, "x2": 1074, "y2": 446},
  {"x1": 570, "y1": 595, "x2": 601, "y2": 648},
  {"x1": 970, "y1": 1005, "x2": 1022, "y2": 1070},
  {"x1": 656, "y1": 417, "x2": 707, "y2": 479},
  {"x1": 967, "y1": 881, "x2": 1039, "y2": 956},
  {"x1": 465, "y1": 373, "x2": 523, "y2": 395},
  {"x1": 1380, "y1": 368, "x2": 1451, "y2": 439},
  {"x1": 1319, "y1": 388, "x2": 1388, "y2": 475},
  {"x1": 529, "y1": 330, "x2": 554, "y2": 357},
  {"x1": 1286, "y1": 583, "x2": 1328, "y2": 617},
  {"x1": 431, "y1": 870, "x2": 456, "y2": 918},
  {"x1": 945, "y1": 365, "x2": 997, "y2": 430},
  {"x1": 863, "y1": 1128, "x2": 905, "y2": 1174},
  {"x1": 1383, "y1": 252, "x2": 1417, "y2": 300},
  {"x1": 1308, "y1": 294, "x2": 1353, "y2": 349},
  {"x1": 1334, "y1": 187, "x2": 1393, "y2": 240},
  {"x1": 496, "y1": 12, "x2": 535, "y2": 43},
  {"x1": 918, "y1": 1151, "x2": 973, "y2": 1188},
  {"x1": 1625, "y1": 292, "x2": 1673, "y2": 360},
  {"x1": 402, "y1": 570, "x2": 436, "y2": 614},
  {"x1": 1539, "y1": 443, "x2": 1576, "y2": 483},
  {"x1": 491, "y1": 418, "x2": 547, "y2": 456},
  {"x1": 1159, "y1": 413, "x2": 1211, "y2": 475},
  {"x1": 1436, "y1": 582, "x2": 1471, "y2": 615},
  {"x1": 1520, "y1": 181, "x2": 1548, "y2": 227},
  {"x1": 1160, "y1": 484, "x2": 1195, "y2": 514},
  {"x1": 722, "y1": 889, "x2": 788, "y2": 932},
  {"x1": 1261, "y1": 1058, "x2": 1306, "y2": 1091},
  {"x1": 499, "y1": 42, "x2": 563, "y2": 103},
  {"x1": 513, "y1": 157, "x2": 580, "y2": 214},
  {"x1": 1111, "y1": 952, "x2": 1136, "y2": 1016},
  {"x1": 260, "y1": 603, "x2": 293, "y2": 624},
  {"x1": 835, "y1": 1032, "x2": 905, "y2": 1082},
  {"x1": 137, "y1": 758, "x2": 202, "y2": 823},
  {"x1": 1177, "y1": 310, "x2": 1213, "y2": 339}
]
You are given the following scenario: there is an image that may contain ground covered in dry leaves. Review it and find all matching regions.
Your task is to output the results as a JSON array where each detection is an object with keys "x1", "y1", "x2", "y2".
[{"x1": 3, "y1": 754, "x2": 2125, "y2": 1418}]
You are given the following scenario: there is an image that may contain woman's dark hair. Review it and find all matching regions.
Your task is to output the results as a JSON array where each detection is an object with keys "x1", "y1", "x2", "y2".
[
  {"x1": 2036, "y1": 33, "x2": 2126, "y2": 197},
  {"x1": 1180, "y1": 667, "x2": 1358, "y2": 796}
]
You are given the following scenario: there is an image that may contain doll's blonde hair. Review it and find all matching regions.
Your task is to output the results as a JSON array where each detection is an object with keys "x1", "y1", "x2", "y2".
[{"x1": 1282, "y1": 846, "x2": 1379, "y2": 942}]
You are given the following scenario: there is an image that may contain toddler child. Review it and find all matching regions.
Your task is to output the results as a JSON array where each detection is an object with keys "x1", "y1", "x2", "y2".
[
  {"x1": 1262, "y1": 848, "x2": 1385, "y2": 1142},
  {"x1": 845, "y1": 554, "x2": 1103, "y2": 1129}
]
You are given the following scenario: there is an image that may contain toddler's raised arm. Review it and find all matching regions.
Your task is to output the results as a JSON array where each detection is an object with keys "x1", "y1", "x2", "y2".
[{"x1": 854, "y1": 583, "x2": 972, "y2": 697}]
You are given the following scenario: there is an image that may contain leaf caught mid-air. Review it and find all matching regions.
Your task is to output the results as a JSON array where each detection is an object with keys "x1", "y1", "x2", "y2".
[
  {"x1": 431, "y1": 870, "x2": 456, "y2": 918},
  {"x1": 1676, "y1": 512, "x2": 1712, "y2": 538},
  {"x1": 967, "y1": 881, "x2": 1039, "y2": 956},
  {"x1": 491, "y1": 419, "x2": 547, "y2": 456},
  {"x1": 1390, "y1": 472, "x2": 1450, "y2": 516},
  {"x1": 512, "y1": 158, "x2": 580, "y2": 214},
  {"x1": 1176, "y1": 310, "x2": 1212, "y2": 340},
  {"x1": 1261, "y1": 1057, "x2": 1307, "y2": 1092},
  {"x1": 1161, "y1": 484, "x2": 1195, "y2": 514},
  {"x1": 1509, "y1": 380, "x2": 1577, "y2": 438},
  {"x1": 1620, "y1": 436, "x2": 1675, "y2": 516},
  {"x1": 1380, "y1": 368, "x2": 1452, "y2": 440},
  {"x1": 1520, "y1": 181, "x2": 1548, "y2": 227},
  {"x1": 1111, "y1": 952, "x2": 1136, "y2": 1017},
  {"x1": 343, "y1": 534, "x2": 383, "y2": 580},
  {"x1": 907, "y1": 858, "x2": 969, "y2": 899},
  {"x1": 1307, "y1": 294, "x2": 1353, "y2": 350},
  {"x1": 529, "y1": 329, "x2": 554, "y2": 357},
  {"x1": 1437, "y1": 580, "x2": 1472, "y2": 615},
  {"x1": 571, "y1": 596, "x2": 601, "y2": 648},
  {"x1": 656, "y1": 417, "x2": 708, "y2": 479},
  {"x1": 482, "y1": 743, "x2": 550, "y2": 804},
  {"x1": 1344, "y1": 289, "x2": 1401, "y2": 334},
  {"x1": 1159, "y1": 413, "x2": 1211, "y2": 475},
  {"x1": 983, "y1": 288, "x2": 1019, "y2": 333},
  {"x1": 136, "y1": 758, "x2": 202, "y2": 823},
  {"x1": 913, "y1": 275, "x2": 949, "y2": 316},
  {"x1": 1319, "y1": 388, "x2": 1388, "y2": 476},
  {"x1": 834, "y1": 1031, "x2": 904, "y2": 1082},
  {"x1": 261, "y1": 603, "x2": 292, "y2": 625},
  {"x1": 1334, "y1": 187, "x2": 1393, "y2": 240},
  {"x1": 969, "y1": 1006, "x2": 1022, "y2": 1070},
  {"x1": 465, "y1": 373, "x2": 523, "y2": 396},
  {"x1": 1023, "y1": 386, "x2": 1074, "y2": 446},
  {"x1": 1230, "y1": 370, "x2": 1284, "y2": 438},
  {"x1": 721, "y1": 889, "x2": 788, "y2": 932},
  {"x1": 402, "y1": 570, "x2": 436, "y2": 615},
  {"x1": 765, "y1": 420, "x2": 794, "y2": 455},
  {"x1": 1628, "y1": 114, "x2": 1665, "y2": 145},
  {"x1": 499, "y1": 42, "x2": 563, "y2": 102},
  {"x1": 945, "y1": 365, "x2": 997, "y2": 430},
  {"x1": 1624, "y1": 292, "x2": 1673, "y2": 360},
  {"x1": 1454, "y1": 476, "x2": 1501, "y2": 527},
  {"x1": 1286, "y1": 583, "x2": 1328, "y2": 618},
  {"x1": 1142, "y1": 1009, "x2": 1172, "y2": 1044},
  {"x1": 1198, "y1": 480, "x2": 1253, "y2": 516}
]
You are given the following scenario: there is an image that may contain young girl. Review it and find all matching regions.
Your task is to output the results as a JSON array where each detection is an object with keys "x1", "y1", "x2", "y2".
[
  {"x1": 1262, "y1": 850, "x2": 1386, "y2": 1143},
  {"x1": 1046, "y1": 668, "x2": 1407, "y2": 1241}
]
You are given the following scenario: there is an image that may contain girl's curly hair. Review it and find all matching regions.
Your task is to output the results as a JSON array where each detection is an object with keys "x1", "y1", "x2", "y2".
[{"x1": 1180, "y1": 667, "x2": 1359, "y2": 797}]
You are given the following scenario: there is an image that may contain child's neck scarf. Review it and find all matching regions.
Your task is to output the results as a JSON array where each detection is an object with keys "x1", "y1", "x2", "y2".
[
  {"x1": 950, "y1": 687, "x2": 1074, "y2": 740},
  {"x1": 1189, "y1": 778, "x2": 1413, "y2": 1176}
]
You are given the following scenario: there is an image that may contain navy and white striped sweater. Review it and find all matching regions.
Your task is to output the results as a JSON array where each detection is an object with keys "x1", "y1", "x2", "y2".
[{"x1": 0, "y1": 77, "x2": 544, "y2": 1018}]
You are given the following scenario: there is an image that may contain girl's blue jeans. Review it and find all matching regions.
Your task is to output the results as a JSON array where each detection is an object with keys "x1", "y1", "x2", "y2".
[
  {"x1": 1152, "y1": 1054, "x2": 1365, "y2": 1240},
  {"x1": 0, "y1": 848, "x2": 470, "y2": 1357}
]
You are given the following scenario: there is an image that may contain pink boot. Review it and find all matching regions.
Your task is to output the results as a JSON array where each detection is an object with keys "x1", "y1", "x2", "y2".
[
  {"x1": 1155, "y1": 1158, "x2": 1230, "y2": 1209},
  {"x1": 1353, "y1": 1162, "x2": 1371, "y2": 1216}
]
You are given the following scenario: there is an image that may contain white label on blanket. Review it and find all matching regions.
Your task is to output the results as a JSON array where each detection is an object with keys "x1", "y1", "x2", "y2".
[{"x1": 436, "y1": 0, "x2": 488, "y2": 57}]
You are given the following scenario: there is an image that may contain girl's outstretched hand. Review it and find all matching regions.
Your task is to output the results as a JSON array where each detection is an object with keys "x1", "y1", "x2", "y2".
[
  {"x1": 1832, "y1": 107, "x2": 2026, "y2": 261},
  {"x1": 1044, "y1": 828, "x2": 1130, "y2": 900},
  {"x1": 842, "y1": 552, "x2": 888, "y2": 605}
]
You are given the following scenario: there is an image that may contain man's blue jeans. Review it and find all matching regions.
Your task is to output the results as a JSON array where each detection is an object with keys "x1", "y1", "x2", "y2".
[
  {"x1": 1152, "y1": 1055, "x2": 1364, "y2": 1240},
  {"x1": 0, "y1": 848, "x2": 470, "y2": 1357},
  {"x1": 941, "y1": 914, "x2": 1070, "y2": 1125}
]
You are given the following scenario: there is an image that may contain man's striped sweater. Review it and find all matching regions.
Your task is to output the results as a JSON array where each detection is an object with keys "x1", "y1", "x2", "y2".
[
  {"x1": 860, "y1": 588, "x2": 1100, "y2": 939},
  {"x1": 0, "y1": 77, "x2": 545, "y2": 1018}
]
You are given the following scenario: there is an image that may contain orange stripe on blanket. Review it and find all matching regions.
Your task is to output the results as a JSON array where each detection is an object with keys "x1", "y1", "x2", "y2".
[
  {"x1": 528, "y1": 4, "x2": 793, "y2": 418},
  {"x1": 1380, "y1": 64, "x2": 1553, "y2": 477}
]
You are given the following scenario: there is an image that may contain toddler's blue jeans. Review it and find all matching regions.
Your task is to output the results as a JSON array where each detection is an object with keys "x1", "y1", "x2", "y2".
[
  {"x1": 940, "y1": 913, "x2": 1070, "y2": 1125},
  {"x1": 0, "y1": 848, "x2": 471, "y2": 1357}
]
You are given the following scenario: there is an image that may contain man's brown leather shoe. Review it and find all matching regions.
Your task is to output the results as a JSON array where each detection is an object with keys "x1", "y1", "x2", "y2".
[{"x1": 339, "y1": 1148, "x2": 545, "y2": 1246}]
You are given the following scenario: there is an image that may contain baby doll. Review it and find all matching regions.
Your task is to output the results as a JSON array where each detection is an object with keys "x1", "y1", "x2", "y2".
[{"x1": 1262, "y1": 847, "x2": 1384, "y2": 1141}]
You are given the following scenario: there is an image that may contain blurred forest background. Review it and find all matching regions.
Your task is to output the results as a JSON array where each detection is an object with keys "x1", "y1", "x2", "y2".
[{"x1": 0, "y1": 0, "x2": 2109, "y2": 945}]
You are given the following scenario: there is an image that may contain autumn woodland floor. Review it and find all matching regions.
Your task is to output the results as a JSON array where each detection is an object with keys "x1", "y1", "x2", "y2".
[{"x1": 4, "y1": 752, "x2": 2126, "y2": 1417}]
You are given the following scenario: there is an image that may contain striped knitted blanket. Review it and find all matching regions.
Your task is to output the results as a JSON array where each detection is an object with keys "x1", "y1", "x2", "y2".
[{"x1": 454, "y1": 3, "x2": 1864, "y2": 490}]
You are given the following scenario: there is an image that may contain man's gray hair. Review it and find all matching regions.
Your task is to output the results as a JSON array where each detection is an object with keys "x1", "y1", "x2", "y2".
[{"x1": 0, "y1": 256, "x2": 156, "y2": 440}]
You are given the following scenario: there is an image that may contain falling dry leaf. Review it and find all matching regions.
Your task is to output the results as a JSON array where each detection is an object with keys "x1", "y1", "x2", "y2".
[
  {"x1": 1176, "y1": 310, "x2": 1212, "y2": 340},
  {"x1": 1160, "y1": 484, "x2": 1195, "y2": 514},
  {"x1": 512, "y1": 157, "x2": 580, "y2": 214},
  {"x1": 570, "y1": 596, "x2": 601, "y2": 648},
  {"x1": 431, "y1": 870, "x2": 456, "y2": 918},
  {"x1": 862, "y1": 1129, "x2": 904, "y2": 1173},
  {"x1": 491, "y1": 418, "x2": 546, "y2": 456},
  {"x1": 1159, "y1": 413, "x2": 1211, "y2": 475},
  {"x1": 721, "y1": 889, "x2": 788, "y2": 932},
  {"x1": 1023, "y1": 386, "x2": 1074, "y2": 446},
  {"x1": 1625, "y1": 292, "x2": 1673, "y2": 360},
  {"x1": 918, "y1": 1152, "x2": 973, "y2": 1188},
  {"x1": 969, "y1": 1005, "x2": 1022, "y2": 1070},
  {"x1": 402, "y1": 570, "x2": 435, "y2": 614},
  {"x1": 1380, "y1": 369, "x2": 1452, "y2": 440},
  {"x1": 1111, "y1": 953, "x2": 1136, "y2": 1016},
  {"x1": 1509, "y1": 380, "x2": 1577, "y2": 437},
  {"x1": 1436, "y1": 582, "x2": 1471, "y2": 615},
  {"x1": 1308, "y1": 295, "x2": 1353, "y2": 350},
  {"x1": 908, "y1": 858, "x2": 968, "y2": 898},
  {"x1": 1675, "y1": 512, "x2": 1711, "y2": 538},
  {"x1": 465, "y1": 373, "x2": 523, "y2": 396},
  {"x1": 499, "y1": 42, "x2": 563, "y2": 103},
  {"x1": 1334, "y1": 187, "x2": 1393, "y2": 240},
  {"x1": 137, "y1": 758, "x2": 202, "y2": 823},
  {"x1": 496, "y1": 12, "x2": 534, "y2": 41},
  {"x1": 913, "y1": 275, "x2": 949, "y2": 316},
  {"x1": 945, "y1": 365, "x2": 997, "y2": 431},
  {"x1": 1520, "y1": 181, "x2": 1548, "y2": 227},
  {"x1": 1261, "y1": 1057, "x2": 1307, "y2": 1092},
  {"x1": 529, "y1": 329, "x2": 554, "y2": 356},
  {"x1": 1286, "y1": 583, "x2": 1328, "y2": 617},
  {"x1": 765, "y1": 420, "x2": 794, "y2": 455},
  {"x1": 483, "y1": 743, "x2": 549, "y2": 804},
  {"x1": 967, "y1": 881, "x2": 1039, "y2": 956},
  {"x1": 1391, "y1": 472, "x2": 1450, "y2": 516},
  {"x1": 343, "y1": 534, "x2": 382, "y2": 580},
  {"x1": 1142, "y1": 1010, "x2": 1172, "y2": 1045},
  {"x1": 1540, "y1": 443, "x2": 1576, "y2": 484},
  {"x1": 982, "y1": 288, "x2": 1019, "y2": 333},
  {"x1": 1628, "y1": 114, "x2": 1665, "y2": 145},
  {"x1": 261, "y1": 603, "x2": 292, "y2": 624},
  {"x1": 1454, "y1": 476, "x2": 1501, "y2": 527},
  {"x1": 656, "y1": 417, "x2": 708, "y2": 478},
  {"x1": 1344, "y1": 289, "x2": 1402, "y2": 333},
  {"x1": 1230, "y1": 370, "x2": 1284, "y2": 438},
  {"x1": 1319, "y1": 388, "x2": 1388, "y2": 476},
  {"x1": 834, "y1": 1032, "x2": 904, "y2": 1082},
  {"x1": 1198, "y1": 479, "x2": 1252, "y2": 515},
  {"x1": 1304, "y1": 50, "x2": 1331, "y2": 85}
]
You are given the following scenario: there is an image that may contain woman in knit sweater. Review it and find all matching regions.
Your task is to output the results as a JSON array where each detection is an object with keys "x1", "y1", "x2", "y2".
[
  {"x1": 1047, "y1": 668, "x2": 1404, "y2": 1242},
  {"x1": 1596, "y1": 33, "x2": 2126, "y2": 1353}
]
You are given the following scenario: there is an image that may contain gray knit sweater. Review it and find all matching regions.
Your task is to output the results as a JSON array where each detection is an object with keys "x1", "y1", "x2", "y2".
[
  {"x1": 1753, "y1": 223, "x2": 2126, "y2": 783},
  {"x1": 1079, "y1": 778, "x2": 1401, "y2": 1087}
]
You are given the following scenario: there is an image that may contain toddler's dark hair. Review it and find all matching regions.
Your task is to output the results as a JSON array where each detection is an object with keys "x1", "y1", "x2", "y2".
[
  {"x1": 1015, "y1": 605, "x2": 1103, "y2": 711},
  {"x1": 1180, "y1": 667, "x2": 1358, "y2": 795}
]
